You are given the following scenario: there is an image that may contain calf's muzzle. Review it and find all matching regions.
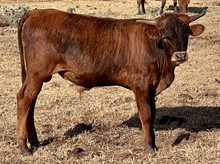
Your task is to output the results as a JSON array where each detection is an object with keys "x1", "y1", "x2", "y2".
[{"x1": 171, "y1": 51, "x2": 188, "y2": 64}]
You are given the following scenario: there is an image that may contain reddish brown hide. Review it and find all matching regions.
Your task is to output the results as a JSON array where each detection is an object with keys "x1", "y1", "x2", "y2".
[{"x1": 17, "y1": 9, "x2": 205, "y2": 155}]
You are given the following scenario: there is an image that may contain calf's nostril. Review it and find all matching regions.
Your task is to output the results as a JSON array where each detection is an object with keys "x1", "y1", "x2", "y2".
[{"x1": 181, "y1": 54, "x2": 186, "y2": 58}]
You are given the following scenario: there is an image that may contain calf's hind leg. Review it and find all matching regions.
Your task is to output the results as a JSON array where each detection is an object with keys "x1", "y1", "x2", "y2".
[
  {"x1": 17, "y1": 76, "x2": 44, "y2": 155},
  {"x1": 27, "y1": 98, "x2": 40, "y2": 151}
]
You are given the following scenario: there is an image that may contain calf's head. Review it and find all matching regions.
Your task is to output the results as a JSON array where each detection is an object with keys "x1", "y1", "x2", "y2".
[{"x1": 137, "y1": 12, "x2": 205, "y2": 65}]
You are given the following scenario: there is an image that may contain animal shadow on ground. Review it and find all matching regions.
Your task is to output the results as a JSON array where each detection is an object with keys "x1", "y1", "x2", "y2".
[
  {"x1": 121, "y1": 106, "x2": 220, "y2": 146},
  {"x1": 167, "y1": 5, "x2": 208, "y2": 14},
  {"x1": 39, "y1": 123, "x2": 93, "y2": 148},
  {"x1": 39, "y1": 106, "x2": 219, "y2": 149},
  {"x1": 64, "y1": 123, "x2": 93, "y2": 138}
]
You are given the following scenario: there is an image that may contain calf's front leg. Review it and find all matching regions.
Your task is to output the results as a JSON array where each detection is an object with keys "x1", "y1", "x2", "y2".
[{"x1": 133, "y1": 88, "x2": 157, "y2": 151}]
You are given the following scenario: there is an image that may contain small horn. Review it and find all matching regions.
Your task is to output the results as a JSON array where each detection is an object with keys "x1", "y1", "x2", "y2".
[
  {"x1": 136, "y1": 19, "x2": 157, "y2": 26},
  {"x1": 189, "y1": 12, "x2": 206, "y2": 23}
]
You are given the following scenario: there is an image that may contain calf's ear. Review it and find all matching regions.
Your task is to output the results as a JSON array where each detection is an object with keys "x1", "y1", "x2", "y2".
[
  {"x1": 136, "y1": 19, "x2": 159, "y2": 39},
  {"x1": 146, "y1": 28, "x2": 160, "y2": 39},
  {"x1": 190, "y1": 24, "x2": 205, "y2": 36}
]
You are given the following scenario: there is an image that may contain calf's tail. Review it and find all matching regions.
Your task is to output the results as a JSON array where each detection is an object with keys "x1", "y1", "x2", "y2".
[{"x1": 18, "y1": 11, "x2": 29, "y2": 84}]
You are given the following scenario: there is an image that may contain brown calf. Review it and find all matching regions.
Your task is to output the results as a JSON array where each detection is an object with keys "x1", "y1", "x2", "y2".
[{"x1": 17, "y1": 9, "x2": 205, "y2": 155}]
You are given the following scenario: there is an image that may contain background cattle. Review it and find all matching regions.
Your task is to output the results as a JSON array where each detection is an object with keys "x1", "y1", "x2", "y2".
[
  {"x1": 137, "y1": 0, "x2": 190, "y2": 15},
  {"x1": 17, "y1": 9, "x2": 205, "y2": 155},
  {"x1": 161, "y1": 0, "x2": 190, "y2": 14},
  {"x1": 137, "y1": 0, "x2": 146, "y2": 14}
]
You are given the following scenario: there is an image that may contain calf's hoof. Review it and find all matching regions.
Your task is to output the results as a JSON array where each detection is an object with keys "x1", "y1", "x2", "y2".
[
  {"x1": 137, "y1": 11, "x2": 146, "y2": 15},
  {"x1": 19, "y1": 146, "x2": 32, "y2": 156},
  {"x1": 22, "y1": 150, "x2": 32, "y2": 156},
  {"x1": 30, "y1": 141, "x2": 40, "y2": 151},
  {"x1": 144, "y1": 145, "x2": 158, "y2": 153}
]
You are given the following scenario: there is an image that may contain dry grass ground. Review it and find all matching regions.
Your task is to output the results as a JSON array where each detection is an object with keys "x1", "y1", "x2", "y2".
[{"x1": 0, "y1": 0, "x2": 219, "y2": 163}]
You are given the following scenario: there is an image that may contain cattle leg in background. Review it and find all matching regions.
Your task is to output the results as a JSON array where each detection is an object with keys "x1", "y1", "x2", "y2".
[
  {"x1": 160, "y1": 0, "x2": 178, "y2": 15},
  {"x1": 17, "y1": 9, "x2": 205, "y2": 155},
  {"x1": 173, "y1": 0, "x2": 178, "y2": 12},
  {"x1": 137, "y1": 0, "x2": 146, "y2": 15},
  {"x1": 179, "y1": 0, "x2": 190, "y2": 13}
]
